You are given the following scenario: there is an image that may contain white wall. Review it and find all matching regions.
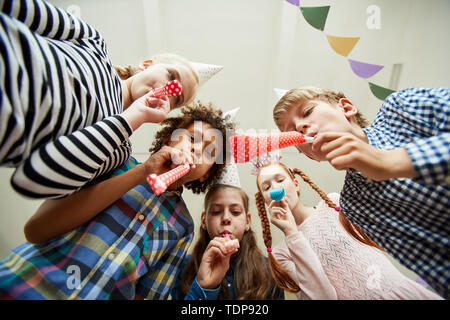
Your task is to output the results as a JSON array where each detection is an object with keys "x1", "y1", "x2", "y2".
[{"x1": 1, "y1": 0, "x2": 448, "y2": 296}]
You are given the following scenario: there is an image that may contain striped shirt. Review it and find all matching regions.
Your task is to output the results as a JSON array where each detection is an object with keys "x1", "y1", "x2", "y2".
[
  {"x1": 0, "y1": 0, "x2": 132, "y2": 199},
  {"x1": 0, "y1": 157, "x2": 195, "y2": 300},
  {"x1": 340, "y1": 87, "x2": 450, "y2": 299}
]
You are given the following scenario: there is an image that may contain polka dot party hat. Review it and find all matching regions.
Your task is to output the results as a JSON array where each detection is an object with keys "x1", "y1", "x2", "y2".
[
  {"x1": 190, "y1": 61, "x2": 224, "y2": 86},
  {"x1": 215, "y1": 161, "x2": 241, "y2": 188},
  {"x1": 229, "y1": 131, "x2": 314, "y2": 163}
]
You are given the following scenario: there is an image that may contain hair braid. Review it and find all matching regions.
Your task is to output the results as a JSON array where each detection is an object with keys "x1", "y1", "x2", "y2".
[
  {"x1": 290, "y1": 168, "x2": 384, "y2": 251},
  {"x1": 255, "y1": 192, "x2": 300, "y2": 293}
]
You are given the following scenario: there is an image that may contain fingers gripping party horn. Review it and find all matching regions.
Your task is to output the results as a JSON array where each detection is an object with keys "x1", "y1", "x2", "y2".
[
  {"x1": 147, "y1": 163, "x2": 191, "y2": 196},
  {"x1": 151, "y1": 80, "x2": 183, "y2": 98},
  {"x1": 229, "y1": 131, "x2": 314, "y2": 163}
]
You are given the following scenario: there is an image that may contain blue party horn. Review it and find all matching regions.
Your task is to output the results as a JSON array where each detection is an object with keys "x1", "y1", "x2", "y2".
[{"x1": 270, "y1": 188, "x2": 285, "y2": 202}]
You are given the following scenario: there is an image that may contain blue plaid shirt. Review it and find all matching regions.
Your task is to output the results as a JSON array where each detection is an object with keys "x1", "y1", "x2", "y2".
[{"x1": 340, "y1": 87, "x2": 450, "y2": 299}]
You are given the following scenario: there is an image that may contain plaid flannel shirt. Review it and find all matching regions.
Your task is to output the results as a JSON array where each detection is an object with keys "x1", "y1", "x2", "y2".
[
  {"x1": 340, "y1": 87, "x2": 450, "y2": 299},
  {"x1": 0, "y1": 157, "x2": 194, "y2": 299}
]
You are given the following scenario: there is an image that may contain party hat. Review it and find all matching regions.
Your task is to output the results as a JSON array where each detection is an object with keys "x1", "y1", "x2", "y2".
[
  {"x1": 274, "y1": 88, "x2": 288, "y2": 100},
  {"x1": 229, "y1": 131, "x2": 314, "y2": 163},
  {"x1": 223, "y1": 107, "x2": 240, "y2": 120},
  {"x1": 190, "y1": 61, "x2": 224, "y2": 86},
  {"x1": 147, "y1": 163, "x2": 191, "y2": 196},
  {"x1": 215, "y1": 161, "x2": 241, "y2": 188}
]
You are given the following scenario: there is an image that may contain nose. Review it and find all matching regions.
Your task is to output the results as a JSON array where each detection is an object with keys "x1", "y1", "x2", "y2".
[
  {"x1": 221, "y1": 211, "x2": 232, "y2": 225},
  {"x1": 294, "y1": 119, "x2": 310, "y2": 134}
]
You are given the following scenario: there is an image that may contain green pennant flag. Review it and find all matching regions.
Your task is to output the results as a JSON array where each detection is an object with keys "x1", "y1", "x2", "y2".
[
  {"x1": 369, "y1": 82, "x2": 396, "y2": 100},
  {"x1": 299, "y1": 6, "x2": 330, "y2": 31}
]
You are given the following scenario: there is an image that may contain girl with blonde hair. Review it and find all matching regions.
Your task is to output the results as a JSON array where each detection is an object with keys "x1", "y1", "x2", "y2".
[{"x1": 0, "y1": 1, "x2": 200, "y2": 199}]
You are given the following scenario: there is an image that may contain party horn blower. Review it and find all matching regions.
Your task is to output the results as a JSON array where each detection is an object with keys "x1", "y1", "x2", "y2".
[
  {"x1": 270, "y1": 188, "x2": 285, "y2": 202},
  {"x1": 151, "y1": 80, "x2": 182, "y2": 98},
  {"x1": 147, "y1": 163, "x2": 191, "y2": 195},
  {"x1": 229, "y1": 131, "x2": 314, "y2": 163}
]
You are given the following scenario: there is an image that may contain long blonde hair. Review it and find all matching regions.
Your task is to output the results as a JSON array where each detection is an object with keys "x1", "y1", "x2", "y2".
[
  {"x1": 254, "y1": 162, "x2": 384, "y2": 293},
  {"x1": 180, "y1": 184, "x2": 279, "y2": 299}
]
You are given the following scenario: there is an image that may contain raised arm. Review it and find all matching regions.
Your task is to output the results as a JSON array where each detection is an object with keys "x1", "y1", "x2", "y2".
[
  {"x1": 1, "y1": 0, "x2": 100, "y2": 41},
  {"x1": 385, "y1": 87, "x2": 450, "y2": 185},
  {"x1": 23, "y1": 145, "x2": 193, "y2": 244},
  {"x1": 11, "y1": 115, "x2": 133, "y2": 199}
]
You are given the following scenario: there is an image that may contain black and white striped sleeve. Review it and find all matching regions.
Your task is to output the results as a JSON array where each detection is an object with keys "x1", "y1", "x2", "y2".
[
  {"x1": 0, "y1": 0, "x2": 100, "y2": 41},
  {"x1": 10, "y1": 115, "x2": 134, "y2": 199}
]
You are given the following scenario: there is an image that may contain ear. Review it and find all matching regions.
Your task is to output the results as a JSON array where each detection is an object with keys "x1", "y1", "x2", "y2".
[
  {"x1": 245, "y1": 212, "x2": 252, "y2": 232},
  {"x1": 138, "y1": 59, "x2": 153, "y2": 71},
  {"x1": 338, "y1": 98, "x2": 358, "y2": 120},
  {"x1": 200, "y1": 211, "x2": 207, "y2": 230}
]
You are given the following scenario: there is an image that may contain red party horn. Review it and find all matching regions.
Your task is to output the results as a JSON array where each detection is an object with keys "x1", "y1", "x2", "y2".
[
  {"x1": 147, "y1": 162, "x2": 191, "y2": 195},
  {"x1": 229, "y1": 131, "x2": 314, "y2": 163},
  {"x1": 151, "y1": 80, "x2": 183, "y2": 98}
]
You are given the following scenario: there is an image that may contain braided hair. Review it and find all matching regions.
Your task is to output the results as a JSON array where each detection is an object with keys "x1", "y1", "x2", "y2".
[{"x1": 254, "y1": 162, "x2": 384, "y2": 293}]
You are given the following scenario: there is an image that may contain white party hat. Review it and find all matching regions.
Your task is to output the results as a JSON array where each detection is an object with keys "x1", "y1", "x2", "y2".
[
  {"x1": 215, "y1": 161, "x2": 241, "y2": 188},
  {"x1": 274, "y1": 88, "x2": 288, "y2": 100},
  {"x1": 190, "y1": 61, "x2": 224, "y2": 86},
  {"x1": 215, "y1": 106, "x2": 241, "y2": 188},
  {"x1": 223, "y1": 107, "x2": 240, "y2": 121}
]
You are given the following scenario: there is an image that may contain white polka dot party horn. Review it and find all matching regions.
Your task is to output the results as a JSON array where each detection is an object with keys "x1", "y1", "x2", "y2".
[
  {"x1": 147, "y1": 162, "x2": 191, "y2": 195},
  {"x1": 151, "y1": 80, "x2": 182, "y2": 99},
  {"x1": 229, "y1": 131, "x2": 314, "y2": 163}
]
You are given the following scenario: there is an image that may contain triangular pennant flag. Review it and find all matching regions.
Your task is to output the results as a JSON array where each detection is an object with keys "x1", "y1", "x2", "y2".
[
  {"x1": 274, "y1": 88, "x2": 288, "y2": 100},
  {"x1": 299, "y1": 6, "x2": 330, "y2": 31},
  {"x1": 368, "y1": 82, "x2": 395, "y2": 101},
  {"x1": 348, "y1": 59, "x2": 384, "y2": 79},
  {"x1": 326, "y1": 35, "x2": 360, "y2": 57},
  {"x1": 286, "y1": 0, "x2": 300, "y2": 6}
]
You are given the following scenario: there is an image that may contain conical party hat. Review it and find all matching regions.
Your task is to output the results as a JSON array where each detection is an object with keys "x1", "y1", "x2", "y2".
[
  {"x1": 223, "y1": 107, "x2": 240, "y2": 120},
  {"x1": 147, "y1": 163, "x2": 191, "y2": 195},
  {"x1": 216, "y1": 107, "x2": 241, "y2": 187},
  {"x1": 215, "y1": 161, "x2": 241, "y2": 188},
  {"x1": 190, "y1": 61, "x2": 224, "y2": 86},
  {"x1": 274, "y1": 88, "x2": 288, "y2": 100},
  {"x1": 229, "y1": 131, "x2": 314, "y2": 163}
]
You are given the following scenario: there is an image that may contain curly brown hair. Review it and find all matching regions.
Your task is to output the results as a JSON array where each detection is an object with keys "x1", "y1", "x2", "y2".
[{"x1": 149, "y1": 101, "x2": 236, "y2": 194}]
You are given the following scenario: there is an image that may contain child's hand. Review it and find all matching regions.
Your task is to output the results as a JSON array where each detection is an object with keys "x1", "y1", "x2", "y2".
[
  {"x1": 120, "y1": 90, "x2": 171, "y2": 131},
  {"x1": 312, "y1": 132, "x2": 417, "y2": 181},
  {"x1": 143, "y1": 145, "x2": 195, "y2": 177},
  {"x1": 197, "y1": 236, "x2": 239, "y2": 290},
  {"x1": 268, "y1": 198, "x2": 297, "y2": 236}
]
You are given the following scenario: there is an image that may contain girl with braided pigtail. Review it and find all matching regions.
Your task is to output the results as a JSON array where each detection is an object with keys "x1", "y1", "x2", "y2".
[{"x1": 254, "y1": 159, "x2": 442, "y2": 300}]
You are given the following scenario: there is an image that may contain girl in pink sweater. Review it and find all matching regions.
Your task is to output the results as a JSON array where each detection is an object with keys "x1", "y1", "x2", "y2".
[{"x1": 253, "y1": 157, "x2": 442, "y2": 300}]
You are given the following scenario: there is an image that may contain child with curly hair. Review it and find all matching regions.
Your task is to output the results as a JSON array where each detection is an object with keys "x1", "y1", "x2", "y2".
[{"x1": 0, "y1": 102, "x2": 233, "y2": 300}]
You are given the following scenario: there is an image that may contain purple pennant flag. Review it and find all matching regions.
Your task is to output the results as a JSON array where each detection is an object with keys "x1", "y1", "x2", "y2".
[
  {"x1": 348, "y1": 59, "x2": 384, "y2": 79},
  {"x1": 286, "y1": 0, "x2": 300, "y2": 6}
]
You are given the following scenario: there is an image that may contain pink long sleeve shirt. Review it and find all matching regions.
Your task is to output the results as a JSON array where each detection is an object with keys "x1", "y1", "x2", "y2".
[{"x1": 273, "y1": 193, "x2": 443, "y2": 300}]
